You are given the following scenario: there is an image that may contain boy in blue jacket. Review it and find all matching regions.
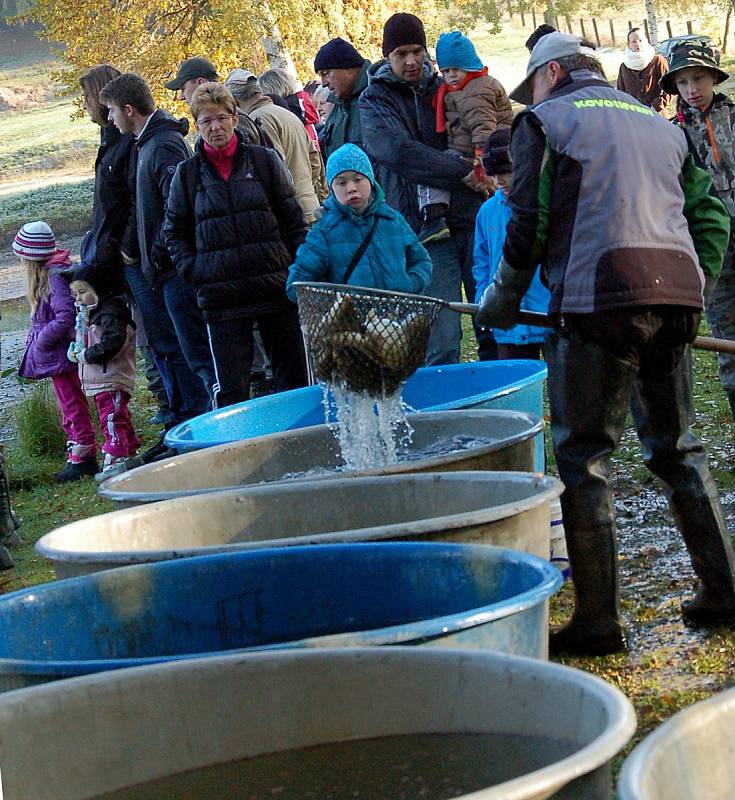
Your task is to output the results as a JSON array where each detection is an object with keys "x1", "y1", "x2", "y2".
[
  {"x1": 473, "y1": 128, "x2": 549, "y2": 359},
  {"x1": 287, "y1": 144, "x2": 432, "y2": 299}
]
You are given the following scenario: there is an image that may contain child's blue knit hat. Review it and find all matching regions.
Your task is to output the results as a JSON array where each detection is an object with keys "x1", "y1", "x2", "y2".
[
  {"x1": 436, "y1": 31, "x2": 484, "y2": 71},
  {"x1": 326, "y1": 144, "x2": 374, "y2": 187}
]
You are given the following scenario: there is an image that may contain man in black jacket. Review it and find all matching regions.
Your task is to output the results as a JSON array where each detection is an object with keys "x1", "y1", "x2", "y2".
[
  {"x1": 359, "y1": 13, "x2": 492, "y2": 364},
  {"x1": 100, "y1": 73, "x2": 213, "y2": 421}
]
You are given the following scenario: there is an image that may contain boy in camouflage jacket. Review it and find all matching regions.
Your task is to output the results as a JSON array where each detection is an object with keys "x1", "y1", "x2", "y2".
[{"x1": 661, "y1": 42, "x2": 735, "y2": 417}]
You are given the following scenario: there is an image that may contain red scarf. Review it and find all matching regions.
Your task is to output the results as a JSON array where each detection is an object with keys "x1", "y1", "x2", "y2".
[
  {"x1": 434, "y1": 67, "x2": 489, "y2": 133},
  {"x1": 204, "y1": 135, "x2": 238, "y2": 181}
]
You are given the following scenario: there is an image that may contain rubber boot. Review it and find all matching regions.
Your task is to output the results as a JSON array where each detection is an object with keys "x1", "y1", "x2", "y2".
[
  {"x1": 549, "y1": 522, "x2": 627, "y2": 657},
  {"x1": 631, "y1": 348, "x2": 735, "y2": 628},
  {"x1": 727, "y1": 389, "x2": 735, "y2": 423},
  {"x1": 0, "y1": 451, "x2": 21, "y2": 550},
  {"x1": 545, "y1": 328, "x2": 633, "y2": 657},
  {"x1": 670, "y1": 490, "x2": 735, "y2": 625}
]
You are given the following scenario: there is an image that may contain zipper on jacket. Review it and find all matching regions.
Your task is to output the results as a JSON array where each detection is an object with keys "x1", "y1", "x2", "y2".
[{"x1": 704, "y1": 116, "x2": 721, "y2": 164}]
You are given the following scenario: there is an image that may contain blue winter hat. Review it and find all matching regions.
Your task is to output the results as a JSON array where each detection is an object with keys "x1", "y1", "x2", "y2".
[
  {"x1": 436, "y1": 31, "x2": 484, "y2": 72},
  {"x1": 326, "y1": 144, "x2": 374, "y2": 187}
]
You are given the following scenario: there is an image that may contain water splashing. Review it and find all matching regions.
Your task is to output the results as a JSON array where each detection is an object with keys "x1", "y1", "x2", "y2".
[{"x1": 323, "y1": 382, "x2": 413, "y2": 471}]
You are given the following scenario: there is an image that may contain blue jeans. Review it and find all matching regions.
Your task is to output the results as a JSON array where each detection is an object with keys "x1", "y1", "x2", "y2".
[
  {"x1": 424, "y1": 237, "x2": 462, "y2": 365},
  {"x1": 124, "y1": 265, "x2": 210, "y2": 421},
  {"x1": 162, "y1": 275, "x2": 216, "y2": 404}
]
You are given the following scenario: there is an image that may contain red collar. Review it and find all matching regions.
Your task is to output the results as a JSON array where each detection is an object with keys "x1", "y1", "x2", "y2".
[{"x1": 435, "y1": 67, "x2": 489, "y2": 132}]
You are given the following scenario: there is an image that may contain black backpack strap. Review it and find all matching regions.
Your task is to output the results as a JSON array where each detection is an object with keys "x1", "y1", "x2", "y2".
[{"x1": 343, "y1": 215, "x2": 380, "y2": 284}]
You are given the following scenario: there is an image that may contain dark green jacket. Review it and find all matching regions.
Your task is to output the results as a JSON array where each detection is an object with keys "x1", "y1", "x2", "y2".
[{"x1": 322, "y1": 59, "x2": 371, "y2": 159}]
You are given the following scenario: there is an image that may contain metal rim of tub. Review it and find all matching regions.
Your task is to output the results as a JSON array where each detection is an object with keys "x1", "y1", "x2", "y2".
[
  {"x1": 0, "y1": 648, "x2": 637, "y2": 800},
  {"x1": 37, "y1": 471, "x2": 563, "y2": 568},
  {"x1": 99, "y1": 410, "x2": 545, "y2": 505},
  {"x1": 616, "y1": 686, "x2": 735, "y2": 800},
  {"x1": 0, "y1": 542, "x2": 562, "y2": 675}
]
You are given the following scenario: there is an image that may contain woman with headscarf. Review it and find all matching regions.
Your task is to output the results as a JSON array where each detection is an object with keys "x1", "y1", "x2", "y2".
[{"x1": 616, "y1": 27, "x2": 671, "y2": 114}]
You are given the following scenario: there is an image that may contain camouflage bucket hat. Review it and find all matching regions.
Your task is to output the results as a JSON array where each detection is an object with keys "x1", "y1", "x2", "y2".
[{"x1": 660, "y1": 42, "x2": 729, "y2": 95}]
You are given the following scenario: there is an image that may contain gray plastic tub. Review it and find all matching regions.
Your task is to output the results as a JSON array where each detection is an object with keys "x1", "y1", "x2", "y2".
[
  {"x1": 0, "y1": 648, "x2": 636, "y2": 800},
  {"x1": 39, "y1": 472, "x2": 563, "y2": 578},
  {"x1": 617, "y1": 687, "x2": 735, "y2": 800},
  {"x1": 99, "y1": 409, "x2": 543, "y2": 509}
]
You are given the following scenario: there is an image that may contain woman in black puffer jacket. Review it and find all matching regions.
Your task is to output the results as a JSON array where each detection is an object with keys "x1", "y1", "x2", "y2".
[{"x1": 163, "y1": 82, "x2": 309, "y2": 409}]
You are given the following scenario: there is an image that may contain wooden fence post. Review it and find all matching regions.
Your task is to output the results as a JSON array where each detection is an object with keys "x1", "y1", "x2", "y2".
[
  {"x1": 686, "y1": 20, "x2": 693, "y2": 34},
  {"x1": 666, "y1": 19, "x2": 673, "y2": 38},
  {"x1": 532, "y1": 7, "x2": 537, "y2": 27},
  {"x1": 580, "y1": 18, "x2": 586, "y2": 39},
  {"x1": 565, "y1": 14, "x2": 572, "y2": 33},
  {"x1": 643, "y1": 19, "x2": 650, "y2": 40},
  {"x1": 609, "y1": 19, "x2": 616, "y2": 46},
  {"x1": 592, "y1": 18, "x2": 601, "y2": 46}
]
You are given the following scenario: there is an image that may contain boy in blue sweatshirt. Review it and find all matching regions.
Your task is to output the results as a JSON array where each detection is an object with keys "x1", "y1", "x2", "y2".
[
  {"x1": 473, "y1": 128, "x2": 550, "y2": 359},
  {"x1": 287, "y1": 143, "x2": 432, "y2": 299}
]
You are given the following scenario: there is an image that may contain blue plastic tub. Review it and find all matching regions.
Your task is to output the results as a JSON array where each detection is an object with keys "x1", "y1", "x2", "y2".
[
  {"x1": 0, "y1": 542, "x2": 561, "y2": 692},
  {"x1": 165, "y1": 361, "x2": 547, "y2": 465}
]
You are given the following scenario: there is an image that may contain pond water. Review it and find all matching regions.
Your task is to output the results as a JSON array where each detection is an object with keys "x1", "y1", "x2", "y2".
[
  {"x1": 92, "y1": 731, "x2": 574, "y2": 800},
  {"x1": 0, "y1": 297, "x2": 28, "y2": 335}
]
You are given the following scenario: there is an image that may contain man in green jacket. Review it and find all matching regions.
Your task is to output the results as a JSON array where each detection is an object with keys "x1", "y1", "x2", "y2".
[
  {"x1": 315, "y1": 37, "x2": 371, "y2": 159},
  {"x1": 478, "y1": 32, "x2": 735, "y2": 657}
]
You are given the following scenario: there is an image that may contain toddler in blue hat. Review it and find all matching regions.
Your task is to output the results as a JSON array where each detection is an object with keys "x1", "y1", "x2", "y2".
[
  {"x1": 417, "y1": 30, "x2": 513, "y2": 245},
  {"x1": 287, "y1": 144, "x2": 432, "y2": 299}
]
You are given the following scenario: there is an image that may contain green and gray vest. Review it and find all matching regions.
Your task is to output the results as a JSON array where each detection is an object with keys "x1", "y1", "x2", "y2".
[{"x1": 529, "y1": 71, "x2": 704, "y2": 314}]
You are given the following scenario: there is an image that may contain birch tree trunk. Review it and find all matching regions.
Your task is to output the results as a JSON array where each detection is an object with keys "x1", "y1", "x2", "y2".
[
  {"x1": 645, "y1": 0, "x2": 659, "y2": 45},
  {"x1": 253, "y1": 0, "x2": 298, "y2": 80}
]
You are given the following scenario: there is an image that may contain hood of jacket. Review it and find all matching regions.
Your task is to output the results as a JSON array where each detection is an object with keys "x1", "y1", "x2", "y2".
[
  {"x1": 367, "y1": 57, "x2": 438, "y2": 95},
  {"x1": 324, "y1": 180, "x2": 388, "y2": 218},
  {"x1": 45, "y1": 249, "x2": 72, "y2": 271},
  {"x1": 137, "y1": 108, "x2": 189, "y2": 148}
]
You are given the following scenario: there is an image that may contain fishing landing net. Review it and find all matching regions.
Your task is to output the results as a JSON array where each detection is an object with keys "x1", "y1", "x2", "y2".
[{"x1": 294, "y1": 282, "x2": 441, "y2": 396}]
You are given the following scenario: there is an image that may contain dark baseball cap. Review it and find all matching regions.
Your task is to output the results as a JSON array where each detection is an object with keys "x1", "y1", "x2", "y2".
[{"x1": 165, "y1": 57, "x2": 218, "y2": 90}]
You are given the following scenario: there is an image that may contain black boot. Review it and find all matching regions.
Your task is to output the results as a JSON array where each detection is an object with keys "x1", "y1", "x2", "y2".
[
  {"x1": 545, "y1": 328, "x2": 635, "y2": 658},
  {"x1": 0, "y1": 452, "x2": 20, "y2": 549},
  {"x1": 54, "y1": 457, "x2": 99, "y2": 483},
  {"x1": 549, "y1": 522, "x2": 628, "y2": 657},
  {"x1": 670, "y1": 492, "x2": 735, "y2": 626},
  {"x1": 418, "y1": 203, "x2": 450, "y2": 245},
  {"x1": 727, "y1": 390, "x2": 735, "y2": 422}
]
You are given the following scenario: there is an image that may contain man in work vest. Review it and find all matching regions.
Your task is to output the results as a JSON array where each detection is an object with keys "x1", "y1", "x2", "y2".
[{"x1": 477, "y1": 32, "x2": 735, "y2": 656}]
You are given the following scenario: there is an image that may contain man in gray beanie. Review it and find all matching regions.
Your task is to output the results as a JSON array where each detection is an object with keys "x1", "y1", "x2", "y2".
[
  {"x1": 477, "y1": 31, "x2": 735, "y2": 656},
  {"x1": 314, "y1": 37, "x2": 371, "y2": 159},
  {"x1": 359, "y1": 12, "x2": 490, "y2": 366}
]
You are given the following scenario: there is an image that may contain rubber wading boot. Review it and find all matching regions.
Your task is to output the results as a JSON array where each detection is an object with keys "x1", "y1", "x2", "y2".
[
  {"x1": 670, "y1": 490, "x2": 735, "y2": 627},
  {"x1": 549, "y1": 523, "x2": 628, "y2": 657},
  {"x1": 0, "y1": 452, "x2": 21, "y2": 551}
]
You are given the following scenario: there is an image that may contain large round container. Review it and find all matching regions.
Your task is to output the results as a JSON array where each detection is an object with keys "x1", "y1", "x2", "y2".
[
  {"x1": 39, "y1": 472, "x2": 563, "y2": 578},
  {"x1": 0, "y1": 648, "x2": 636, "y2": 800},
  {"x1": 99, "y1": 409, "x2": 543, "y2": 509},
  {"x1": 165, "y1": 360, "x2": 547, "y2": 452},
  {"x1": 0, "y1": 542, "x2": 561, "y2": 692},
  {"x1": 617, "y1": 687, "x2": 735, "y2": 800}
]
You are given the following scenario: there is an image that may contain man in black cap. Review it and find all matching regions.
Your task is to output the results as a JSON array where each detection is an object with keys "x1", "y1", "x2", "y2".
[
  {"x1": 314, "y1": 37, "x2": 371, "y2": 159},
  {"x1": 165, "y1": 56, "x2": 218, "y2": 105},
  {"x1": 477, "y1": 32, "x2": 735, "y2": 656},
  {"x1": 359, "y1": 12, "x2": 490, "y2": 365}
]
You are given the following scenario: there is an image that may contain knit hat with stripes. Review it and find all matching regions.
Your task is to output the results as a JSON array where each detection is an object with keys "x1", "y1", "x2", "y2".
[{"x1": 12, "y1": 221, "x2": 57, "y2": 261}]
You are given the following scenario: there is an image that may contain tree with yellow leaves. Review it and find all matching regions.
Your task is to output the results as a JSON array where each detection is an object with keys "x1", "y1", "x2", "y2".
[{"x1": 22, "y1": 0, "x2": 487, "y2": 111}]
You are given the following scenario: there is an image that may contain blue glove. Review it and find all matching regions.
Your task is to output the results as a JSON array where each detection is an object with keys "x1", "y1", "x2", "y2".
[{"x1": 66, "y1": 342, "x2": 78, "y2": 363}]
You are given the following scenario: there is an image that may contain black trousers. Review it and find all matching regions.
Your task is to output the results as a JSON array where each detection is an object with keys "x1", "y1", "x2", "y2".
[
  {"x1": 546, "y1": 307, "x2": 735, "y2": 613},
  {"x1": 207, "y1": 306, "x2": 308, "y2": 409}
]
